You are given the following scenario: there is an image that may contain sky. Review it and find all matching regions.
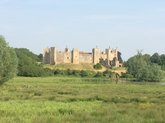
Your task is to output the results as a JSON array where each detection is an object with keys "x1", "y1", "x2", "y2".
[{"x1": 0, "y1": 0, "x2": 165, "y2": 60}]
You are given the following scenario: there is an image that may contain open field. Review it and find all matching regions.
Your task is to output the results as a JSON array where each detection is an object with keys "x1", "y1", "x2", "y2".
[{"x1": 0, "y1": 77, "x2": 165, "y2": 123}]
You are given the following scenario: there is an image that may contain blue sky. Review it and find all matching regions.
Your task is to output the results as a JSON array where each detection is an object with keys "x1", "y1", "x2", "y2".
[{"x1": 0, "y1": 0, "x2": 165, "y2": 60}]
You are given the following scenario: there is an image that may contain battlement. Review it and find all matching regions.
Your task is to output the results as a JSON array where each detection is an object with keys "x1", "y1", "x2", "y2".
[{"x1": 43, "y1": 47, "x2": 123, "y2": 68}]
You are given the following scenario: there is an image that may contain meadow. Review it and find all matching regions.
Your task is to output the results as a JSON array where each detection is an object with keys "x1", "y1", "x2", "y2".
[{"x1": 0, "y1": 77, "x2": 164, "y2": 123}]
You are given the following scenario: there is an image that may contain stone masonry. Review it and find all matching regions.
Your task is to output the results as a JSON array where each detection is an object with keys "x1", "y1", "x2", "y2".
[{"x1": 43, "y1": 47, "x2": 123, "y2": 68}]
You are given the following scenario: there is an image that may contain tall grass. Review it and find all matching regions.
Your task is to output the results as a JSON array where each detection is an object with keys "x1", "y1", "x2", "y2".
[{"x1": 0, "y1": 77, "x2": 164, "y2": 123}]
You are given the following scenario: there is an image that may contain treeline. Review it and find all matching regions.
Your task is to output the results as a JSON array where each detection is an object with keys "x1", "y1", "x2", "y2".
[
  {"x1": 15, "y1": 48, "x2": 50, "y2": 77},
  {"x1": 150, "y1": 53, "x2": 165, "y2": 70},
  {"x1": 125, "y1": 52, "x2": 164, "y2": 82}
]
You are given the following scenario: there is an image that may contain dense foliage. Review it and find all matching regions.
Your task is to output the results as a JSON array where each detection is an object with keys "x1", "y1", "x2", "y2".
[
  {"x1": 126, "y1": 52, "x2": 162, "y2": 82},
  {"x1": 52, "y1": 69, "x2": 115, "y2": 78},
  {"x1": 54, "y1": 69, "x2": 96, "y2": 77},
  {"x1": 150, "y1": 53, "x2": 165, "y2": 70},
  {"x1": 0, "y1": 36, "x2": 18, "y2": 84},
  {"x1": 15, "y1": 48, "x2": 52, "y2": 77},
  {"x1": 93, "y1": 63, "x2": 102, "y2": 70}
]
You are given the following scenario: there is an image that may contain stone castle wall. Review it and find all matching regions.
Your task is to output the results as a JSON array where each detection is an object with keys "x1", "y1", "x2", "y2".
[
  {"x1": 72, "y1": 48, "x2": 79, "y2": 64},
  {"x1": 79, "y1": 52, "x2": 93, "y2": 64},
  {"x1": 43, "y1": 47, "x2": 123, "y2": 67},
  {"x1": 43, "y1": 48, "x2": 50, "y2": 64},
  {"x1": 56, "y1": 51, "x2": 65, "y2": 64}
]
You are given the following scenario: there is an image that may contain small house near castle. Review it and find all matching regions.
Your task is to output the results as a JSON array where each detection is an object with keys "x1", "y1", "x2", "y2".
[{"x1": 43, "y1": 47, "x2": 123, "y2": 68}]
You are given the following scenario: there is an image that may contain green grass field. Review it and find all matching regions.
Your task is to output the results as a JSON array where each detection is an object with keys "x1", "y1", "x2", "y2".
[{"x1": 0, "y1": 77, "x2": 165, "y2": 123}]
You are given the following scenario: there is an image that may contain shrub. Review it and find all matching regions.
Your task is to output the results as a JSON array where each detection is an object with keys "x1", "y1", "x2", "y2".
[
  {"x1": 72, "y1": 70, "x2": 81, "y2": 76},
  {"x1": 80, "y1": 70, "x2": 89, "y2": 77},
  {"x1": 121, "y1": 73, "x2": 134, "y2": 79},
  {"x1": 94, "y1": 72, "x2": 103, "y2": 77},
  {"x1": 103, "y1": 70, "x2": 112, "y2": 78},
  {"x1": 93, "y1": 63, "x2": 102, "y2": 70},
  {"x1": 54, "y1": 69, "x2": 67, "y2": 76}
]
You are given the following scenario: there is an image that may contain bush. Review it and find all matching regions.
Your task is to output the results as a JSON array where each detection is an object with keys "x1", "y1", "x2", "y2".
[
  {"x1": 66, "y1": 69, "x2": 73, "y2": 75},
  {"x1": 94, "y1": 72, "x2": 103, "y2": 77},
  {"x1": 72, "y1": 70, "x2": 81, "y2": 76},
  {"x1": 103, "y1": 70, "x2": 112, "y2": 78},
  {"x1": 93, "y1": 63, "x2": 102, "y2": 70},
  {"x1": 121, "y1": 73, "x2": 134, "y2": 79},
  {"x1": 0, "y1": 36, "x2": 18, "y2": 84},
  {"x1": 54, "y1": 69, "x2": 67, "y2": 76},
  {"x1": 53, "y1": 69, "x2": 96, "y2": 77},
  {"x1": 80, "y1": 70, "x2": 89, "y2": 77}
]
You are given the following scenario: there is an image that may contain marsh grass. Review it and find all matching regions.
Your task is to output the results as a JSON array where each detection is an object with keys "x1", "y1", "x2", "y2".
[{"x1": 0, "y1": 77, "x2": 164, "y2": 123}]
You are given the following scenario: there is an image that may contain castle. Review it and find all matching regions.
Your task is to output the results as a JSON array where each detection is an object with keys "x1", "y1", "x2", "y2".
[{"x1": 43, "y1": 47, "x2": 123, "y2": 68}]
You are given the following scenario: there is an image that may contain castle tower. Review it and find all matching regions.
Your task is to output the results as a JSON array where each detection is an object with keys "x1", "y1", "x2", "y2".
[
  {"x1": 72, "y1": 48, "x2": 79, "y2": 64},
  {"x1": 106, "y1": 48, "x2": 118, "y2": 61},
  {"x1": 64, "y1": 48, "x2": 71, "y2": 63},
  {"x1": 113, "y1": 49, "x2": 120, "y2": 67},
  {"x1": 106, "y1": 48, "x2": 119, "y2": 66},
  {"x1": 92, "y1": 48, "x2": 100, "y2": 64},
  {"x1": 50, "y1": 47, "x2": 57, "y2": 65},
  {"x1": 43, "y1": 48, "x2": 50, "y2": 64}
]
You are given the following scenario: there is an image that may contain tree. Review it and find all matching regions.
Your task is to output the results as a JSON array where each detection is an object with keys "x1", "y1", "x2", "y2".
[
  {"x1": 15, "y1": 48, "x2": 48, "y2": 77},
  {"x1": 160, "y1": 54, "x2": 165, "y2": 70},
  {"x1": 150, "y1": 53, "x2": 161, "y2": 65},
  {"x1": 38, "y1": 53, "x2": 43, "y2": 62},
  {"x1": 126, "y1": 52, "x2": 162, "y2": 82},
  {"x1": 0, "y1": 36, "x2": 18, "y2": 84}
]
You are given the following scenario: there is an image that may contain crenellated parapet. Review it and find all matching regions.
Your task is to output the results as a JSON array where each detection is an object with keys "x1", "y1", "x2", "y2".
[{"x1": 43, "y1": 47, "x2": 123, "y2": 67}]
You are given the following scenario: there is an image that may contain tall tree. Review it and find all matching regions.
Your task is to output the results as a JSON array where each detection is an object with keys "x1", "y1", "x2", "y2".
[
  {"x1": 0, "y1": 36, "x2": 18, "y2": 84},
  {"x1": 126, "y1": 52, "x2": 162, "y2": 82},
  {"x1": 15, "y1": 48, "x2": 45, "y2": 77},
  {"x1": 160, "y1": 54, "x2": 165, "y2": 70},
  {"x1": 150, "y1": 53, "x2": 161, "y2": 65}
]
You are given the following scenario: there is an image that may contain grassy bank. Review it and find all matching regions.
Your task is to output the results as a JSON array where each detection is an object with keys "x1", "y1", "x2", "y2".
[{"x1": 0, "y1": 77, "x2": 164, "y2": 123}]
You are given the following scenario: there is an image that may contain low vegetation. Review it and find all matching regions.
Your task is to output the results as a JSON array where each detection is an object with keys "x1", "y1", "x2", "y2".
[
  {"x1": 93, "y1": 63, "x2": 102, "y2": 70},
  {"x1": 0, "y1": 77, "x2": 164, "y2": 123}
]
